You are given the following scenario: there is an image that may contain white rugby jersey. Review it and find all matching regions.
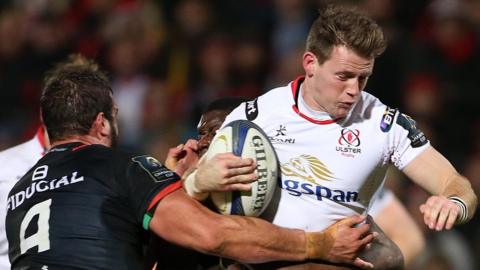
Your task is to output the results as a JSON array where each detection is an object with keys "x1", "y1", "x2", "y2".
[
  {"x1": 368, "y1": 188, "x2": 394, "y2": 218},
  {"x1": 223, "y1": 77, "x2": 429, "y2": 231},
  {"x1": 0, "y1": 128, "x2": 46, "y2": 268}
]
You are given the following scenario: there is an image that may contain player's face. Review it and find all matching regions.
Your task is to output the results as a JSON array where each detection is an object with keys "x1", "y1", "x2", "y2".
[
  {"x1": 305, "y1": 45, "x2": 374, "y2": 119},
  {"x1": 197, "y1": 110, "x2": 229, "y2": 157}
]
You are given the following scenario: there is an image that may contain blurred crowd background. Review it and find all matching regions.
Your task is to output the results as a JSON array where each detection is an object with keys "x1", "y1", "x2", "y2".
[{"x1": 0, "y1": 0, "x2": 479, "y2": 269}]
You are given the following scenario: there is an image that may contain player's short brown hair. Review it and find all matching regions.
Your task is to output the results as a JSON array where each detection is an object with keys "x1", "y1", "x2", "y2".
[
  {"x1": 306, "y1": 5, "x2": 387, "y2": 64},
  {"x1": 40, "y1": 54, "x2": 114, "y2": 141}
]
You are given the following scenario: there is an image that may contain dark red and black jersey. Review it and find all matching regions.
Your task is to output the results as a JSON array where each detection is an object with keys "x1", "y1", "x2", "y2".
[{"x1": 6, "y1": 142, "x2": 181, "y2": 270}]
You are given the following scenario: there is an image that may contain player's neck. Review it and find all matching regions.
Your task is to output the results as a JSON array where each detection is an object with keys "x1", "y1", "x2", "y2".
[
  {"x1": 51, "y1": 135, "x2": 110, "y2": 148},
  {"x1": 299, "y1": 82, "x2": 334, "y2": 121}
]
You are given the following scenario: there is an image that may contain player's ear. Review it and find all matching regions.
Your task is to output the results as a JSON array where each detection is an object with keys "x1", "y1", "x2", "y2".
[
  {"x1": 92, "y1": 112, "x2": 110, "y2": 137},
  {"x1": 303, "y1": 52, "x2": 317, "y2": 78},
  {"x1": 39, "y1": 108, "x2": 44, "y2": 124}
]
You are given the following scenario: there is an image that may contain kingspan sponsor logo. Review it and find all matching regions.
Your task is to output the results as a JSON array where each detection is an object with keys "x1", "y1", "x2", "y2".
[{"x1": 280, "y1": 155, "x2": 358, "y2": 203}]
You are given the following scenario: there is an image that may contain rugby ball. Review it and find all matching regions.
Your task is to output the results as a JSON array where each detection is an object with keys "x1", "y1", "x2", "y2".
[{"x1": 205, "y1": 120, "x2": 278, "y2": 217}]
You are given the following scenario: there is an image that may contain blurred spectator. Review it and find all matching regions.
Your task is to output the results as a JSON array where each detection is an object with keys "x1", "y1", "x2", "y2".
[
  {"x1": 267, "y1": 0, "x2": 313, "y2": 87},
  {"x1": 407, "y1": 0, "x2": 480, "y2": 166},
  {"x1": 271, "y1": 0, "x2": 313, "y2": 60},
  {"x1": 163, "y1": 0, "x2": 213, "y2": 97},
  {"x1": 0, "y1": 8, "x2": 29, "y2": 147},
  {"x1": 266, "y1": 43, "x2": 304, "y2": 87},
  {"x1": 231, "y1": 31, "x2": 267, "y2": 97},
  {"x1": 141, "y1": 79, "x2": 181, "y2": 164},
  {"x1": 107, "y1": 36, "x2": 149, "y2": 149},
  {"x1": 402, "y1": 74, "x2": 442, "y2": 120},
  {"x1": 103, "y1": 1, "x2": 166, "y2": 150}
]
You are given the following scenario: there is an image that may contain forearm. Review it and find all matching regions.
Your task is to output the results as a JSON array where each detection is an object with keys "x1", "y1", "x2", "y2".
[
  {"x1": 212, "y1": 215, "x2": 308, "y2": 263},
  {"x1": 150, "y1": 190, "x2": 309, "y2": 263},
  {"x1": 403, "y1": 146, "x2": 478, "y2": 222}
]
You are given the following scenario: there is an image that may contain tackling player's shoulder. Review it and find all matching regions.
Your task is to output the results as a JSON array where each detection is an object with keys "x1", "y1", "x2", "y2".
[
  {"x1": 74, "y1": 144, "x2": 128, "y2": 162},
  {"x1": 52, "y1": 144, "x2": 138, "y2": 181},
  {"x1": 85, "y1": 145, "x2": 168, "y2": 177},
  {"x1": 82, "y1": 144, "x2": 144, "y2": 169}
]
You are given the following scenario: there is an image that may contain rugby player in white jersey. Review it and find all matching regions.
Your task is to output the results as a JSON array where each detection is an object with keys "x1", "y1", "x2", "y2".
[
  {"x1": 181, "y1": 5, "x2": 477, "y2": 269},
  {"x1": 0, "y1": 127, "x2": 49, "y2": 269},
  {"x1": 162, "y1": 97, "x2": 377, "y2": 269},
  {"x1": 174, "y1": 98, "x2": 422, "y2": 269},
  {"x1": 201, "y1": 99, "x2": 426, "y2": 268}
]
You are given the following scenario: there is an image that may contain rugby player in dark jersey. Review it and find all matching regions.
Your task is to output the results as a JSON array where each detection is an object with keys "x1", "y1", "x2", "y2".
[{"x1": 5, "y1": 55, "x2": 376, "y2": 270}]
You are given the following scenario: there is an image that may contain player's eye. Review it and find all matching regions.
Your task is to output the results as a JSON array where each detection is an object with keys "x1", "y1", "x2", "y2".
[
  {"x1": 198, "y1": 131, "x2": 207, "y2": 140},
  {"x1": 336, "y1": 73, "x2": 348, "y2": 81}
]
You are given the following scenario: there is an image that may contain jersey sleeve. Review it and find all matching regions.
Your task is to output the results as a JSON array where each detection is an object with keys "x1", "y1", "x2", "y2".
[
  {"x1": 123, "y1": 155, "x2": 182, "y2": 230},
  {"x1": 387, "y1": 110, "x2": 430, "y2": 170}
]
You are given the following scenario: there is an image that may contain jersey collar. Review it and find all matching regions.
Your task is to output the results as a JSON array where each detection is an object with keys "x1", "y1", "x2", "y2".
[
  {"x1": 290, "y1": 76, "x2": 341, "y2": 125},
  {"x1": 49, "y1": 142, "x2": 90, "y2": 153}
]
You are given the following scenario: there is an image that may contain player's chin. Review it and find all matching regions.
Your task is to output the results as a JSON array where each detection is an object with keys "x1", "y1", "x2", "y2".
[{"x1": 333, "y1": 109, "x2": 349, "y2": 119}]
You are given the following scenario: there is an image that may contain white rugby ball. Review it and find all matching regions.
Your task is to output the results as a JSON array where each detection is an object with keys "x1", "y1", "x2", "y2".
[{"x1": 205, "y1": 120, "x2": 278, "y2": 217}]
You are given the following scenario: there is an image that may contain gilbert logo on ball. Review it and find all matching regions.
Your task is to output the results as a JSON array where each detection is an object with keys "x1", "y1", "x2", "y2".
[{"x1": 206, "y1": 120, "x2": 279, "y2": 217}]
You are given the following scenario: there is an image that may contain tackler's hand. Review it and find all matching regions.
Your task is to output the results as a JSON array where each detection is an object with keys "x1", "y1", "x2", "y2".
[{"x1": 306, "y1": 215, "x2": 376, "y2": 269}]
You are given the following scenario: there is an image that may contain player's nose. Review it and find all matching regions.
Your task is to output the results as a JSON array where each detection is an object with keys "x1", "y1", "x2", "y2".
[{"x1": 345, "y1": 80, "x2": 361, "y2": 97}]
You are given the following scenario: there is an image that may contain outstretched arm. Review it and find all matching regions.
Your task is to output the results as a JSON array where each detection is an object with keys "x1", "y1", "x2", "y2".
[
  {"x1": 149, "y1": 189, "x2": 374, "y2": 268},
  {"x1": 160, "y1": 150, "x2": 377, "y2": 268},
  {"x1": 403, "y1": 146, "x2": 478, "y2": 230}
]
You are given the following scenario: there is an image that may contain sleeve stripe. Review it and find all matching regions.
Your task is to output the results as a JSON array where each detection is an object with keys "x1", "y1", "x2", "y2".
[
  {"x1": 142, "y1": 214, "x2": 152, "y2": 230},
  {"x1": 147, "y1": 181, "x2": 183, "y2": 211}
]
